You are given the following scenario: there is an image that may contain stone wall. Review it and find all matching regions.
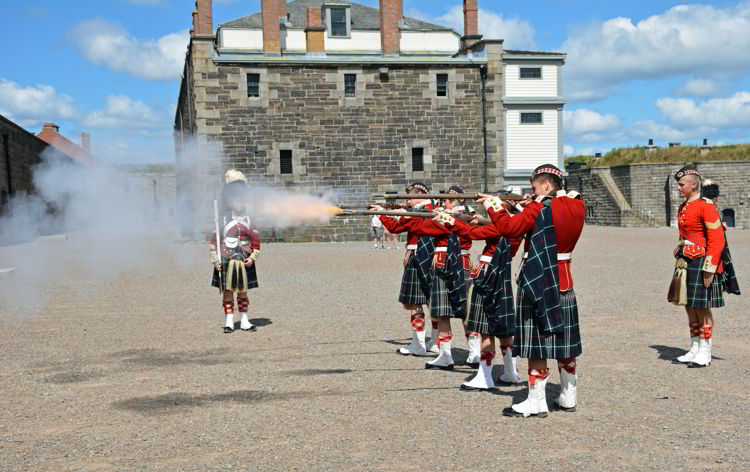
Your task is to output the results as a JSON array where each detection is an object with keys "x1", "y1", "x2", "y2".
[
  {"x1": 568, "y1": 161, "x2": 750, "y2": 229},
  {"x1": 119, "y1": 165, "x2": 177, "y2": 224},
  {"x1": 0, "y1": 115, "x2": 48, "y2": 208},
  {"x1": 180, "y1": 54, "x2": 499, "y2": 241}
]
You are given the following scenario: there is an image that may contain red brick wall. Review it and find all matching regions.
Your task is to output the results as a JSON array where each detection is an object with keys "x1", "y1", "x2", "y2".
[
  {"x1": 379, "y1": 0, "x2": 403, "y2": 55},
  {"x1": 463, "y1": 0, "x2": 478, "y2": 37},
  {"x1": 195, "y1": 0, "x2": 213, "y2": 36}
]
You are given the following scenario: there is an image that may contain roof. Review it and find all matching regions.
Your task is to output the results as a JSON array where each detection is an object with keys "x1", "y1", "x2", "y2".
[
  {"x1": 37, "y1": 125, "x2": 99, "y2": 167},
  {"x1": 504, "y1": 49, "x2": 566, "y2": 56},
  {"x1": 221, "y1": 0, "x2": 452, "y2": 32}
]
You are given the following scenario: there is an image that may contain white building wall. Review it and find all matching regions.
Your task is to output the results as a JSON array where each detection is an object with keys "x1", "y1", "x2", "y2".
[
  {"x1": 505, "y1": 64, "x2": 558, "y2": 97},
  {"x1": 325, "y1": 31, "x2": 381, "y2": 51},
  {"x1": 505, "y1": 108, "x2": 559, "y2": 170},
  {"x1": 400, "y1": 31, "x2": 459, "y2": 53},
  {"x1": 220, "y1": 29, "x2": 263, "y2": 50},
  {"x1": 282, "y1": 29, "x2": 306, "y2": 51}
]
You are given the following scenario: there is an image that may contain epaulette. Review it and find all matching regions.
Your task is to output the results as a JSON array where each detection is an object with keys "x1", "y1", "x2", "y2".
[
  {"x1": 702, "y1": 197, "x2": 715, "y2": 204},
  {"x1": 567, "y1": 190, "x2": 582, "y2": 199}
]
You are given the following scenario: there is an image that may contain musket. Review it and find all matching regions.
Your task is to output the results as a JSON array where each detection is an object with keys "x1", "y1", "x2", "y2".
[
  {"x1": 213, "y1": 199, "x2": 223, "y2": 292},
  {"x1": 335, "y1": 207, "x2": 492, "y2": 225},
  {"x1": 372, "y1": 193, "x2": 525, "y2": 201}
]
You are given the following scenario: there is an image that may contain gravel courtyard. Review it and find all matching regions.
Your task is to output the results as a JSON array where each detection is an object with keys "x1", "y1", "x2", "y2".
[{"x1": 1, "y1": 226, "x2": 748, "y2": 471}]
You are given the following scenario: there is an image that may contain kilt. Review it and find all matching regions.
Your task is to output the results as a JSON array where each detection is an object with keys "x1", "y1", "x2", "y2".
[
  {"x1": 398, "y1": 254, "x2": 428, "y2": 305},
  {"x1": 513, "y1": 287, "x2": 582, "y2": 360},
  {"x1": 466, "y1": 265, "x2": 489, "y2": 334},
  {"x1": 685, "y1": 256, "x2": 724, "y2": 308},
  {"x1": 211, "y1": 259, "x2": 259, "y2": 291},
  {"x1": 428, "y1": 266, "x2": 465, "y2": 319}
]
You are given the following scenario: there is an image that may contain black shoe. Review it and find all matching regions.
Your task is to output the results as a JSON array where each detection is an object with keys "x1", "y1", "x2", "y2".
[
  {"x1": 425, "y1": 362, "x2": 454, "y2": 371},
  {"x1": 502, "y1": 407, "x2": 548, "y2": 418},
  {"x1": 466, "y1": 362, "x2": 479, "y2": 369},
  {"x1": 688, "y1": 362, "x2": 710, "y2": 368},
  {"x1": 241, "y1": 325, "x2": 257, "y2": 332},
  {"x1": 552, "y1": 402, "x2": 577, "y2": 412},
  {"x1": 223, "y1": 326, "x2": 234, "y2": 334}
]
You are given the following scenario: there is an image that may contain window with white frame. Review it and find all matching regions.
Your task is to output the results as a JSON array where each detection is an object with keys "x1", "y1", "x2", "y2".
[{"x1": 327, "y1": 6, "x2": 350, "y2": 37}]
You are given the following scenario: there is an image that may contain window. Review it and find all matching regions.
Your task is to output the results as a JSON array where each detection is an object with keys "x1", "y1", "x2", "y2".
[
  {"x1": 247, "y1": 73, "x2": 260, "y2": 97},
  {"x1": 280, "y1": 150, "x2": 293, "y2": 174},
  {"x1": 344, "y1": 74, "x2": 356, "y2": 97},
  {"x1": 520, "y1": 112, "x2": 543, "y2": 124},
  {"x1": 520, "y1": 67, "x2": 542, "y2": 79},
  {"x1": 436, "y1": 74, "x2": 448, "y2": 97},
  {"x1": 330, "y1": 7, "x2": 347, "y2": 37},
  {"x1": 412, "y1": 147, "x2": 424, "y2": 172}
]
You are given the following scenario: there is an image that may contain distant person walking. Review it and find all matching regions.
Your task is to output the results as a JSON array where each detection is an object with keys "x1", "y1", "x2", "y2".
[
  {"x1": 370, "y1": 215, "x2": 385, "y2": 249},
  {"x1": 385, "y1": 227, "x2": 400, "y2": 249}
]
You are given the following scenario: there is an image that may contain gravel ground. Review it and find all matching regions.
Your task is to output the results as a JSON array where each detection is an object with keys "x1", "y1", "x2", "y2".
[{"x1": 0, "y1": 226, "x2": 748, "y2": 471}]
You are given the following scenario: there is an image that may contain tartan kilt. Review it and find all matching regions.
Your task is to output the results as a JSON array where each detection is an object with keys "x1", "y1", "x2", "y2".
[
  {"x1": 685, "y1": 256, "x2": 724, "y2": 308},
  {"x1": 513, "y1": 288, "x2": 582, "y2": 360},
  {"x1": 398, "y1": 254, "x2": 428, "y2": 305},
  {"x1": 211, "y1": 259, "x2": 259, "y2": 291},
  {"x1": 429, "y1": 268, "x2": 452, "y2": 318},
  {"x1": 466, "y1": 265, "x2": 489, "y2": 334}
]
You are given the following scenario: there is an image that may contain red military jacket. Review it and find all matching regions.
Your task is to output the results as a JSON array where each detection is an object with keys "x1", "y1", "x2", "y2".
[
  {"x1": 210, "y1": 214, "x2": 261, "y2": 260},
  {"x1": 379, "y1": 200, "x2": 433, "y2": 248},
  {"x1": 677, "y1": 194, "x2": 725, "y2": 273},
  {"x1": 485, "y1": 190, "x2": 585, "y2": 291},
  {"x1": 450, "y1": 219, "x2": 522, "y2": 260}
]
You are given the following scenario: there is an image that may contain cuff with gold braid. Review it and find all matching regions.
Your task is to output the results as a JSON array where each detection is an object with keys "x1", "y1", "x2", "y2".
[
  {"x1": 432, "y1": 211, "x2": 456, "y2": 228},
  {"x1": 702, "y1": 255, "x2": 717, "y2": 273},
  {"x1": 483, "y1": 196, "x2": 505, "y2": 214}
]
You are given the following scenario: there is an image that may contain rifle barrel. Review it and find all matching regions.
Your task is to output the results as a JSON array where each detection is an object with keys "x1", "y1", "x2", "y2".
[{"x1": 373, "y1": 193, "x2": 524, "y2": 201}]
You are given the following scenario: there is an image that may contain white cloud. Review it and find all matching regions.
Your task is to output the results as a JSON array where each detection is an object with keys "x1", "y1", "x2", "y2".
[
  {"x1": 656, "y1": 92, "x2": 750, "y2": 128},
  {"x1": 563, "y1": 3, "x2": 750, "y2": 102},
  {"x1": 70, "y1": 19, "x2": 189, "y2": 82},
  {"x1": 83, "y1": 95, "x2": 169, "y2": 132},
  {"x1": 674, "y1": 78, "x2": 722, "y2": 97},
  {"x1": 0, "y1": 78, "x2": 77, "y2": 126},
  {"x1": 563, "y1": 108, "x2": 621, "y2": 135},
  {"x1": 407, "y1": 6, "x2": 537, "y2": 49}
]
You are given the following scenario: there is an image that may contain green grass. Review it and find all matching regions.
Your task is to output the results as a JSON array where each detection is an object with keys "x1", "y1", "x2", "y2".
[{"x1": 565, "y1": 144, "x2": 750, "y2": 169}]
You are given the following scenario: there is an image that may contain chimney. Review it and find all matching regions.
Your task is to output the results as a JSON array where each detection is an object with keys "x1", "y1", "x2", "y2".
[
  {"x1": 194, "y1": 0, "x2": 213, "y2": 36},
  {"x1": 305, "y1": 7, "x2": 326, "y2": 54},
  {"x1": 81, "y1": 133, "x2": 91, "y2": 153},
  {"x1": 263, "y1": 0, "x2": 287, "y2": 54},
  {"x1": 43, "y1": 123, "x2": 59, "y2": 134},
  {"x1": 461, "y1": 0, "x2": 482, "y2": 50},
  {"x1": 380, "y1": 0, "x2": 403, "y2": 56}
]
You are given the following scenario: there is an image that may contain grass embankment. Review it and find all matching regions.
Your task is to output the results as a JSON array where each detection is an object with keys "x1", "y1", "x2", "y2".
[{"x1": 566, "y1": 144, "x2": 750, "y2": 169}]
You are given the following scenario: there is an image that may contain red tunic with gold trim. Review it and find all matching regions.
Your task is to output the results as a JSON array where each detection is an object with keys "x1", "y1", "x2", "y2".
[
  {"x1": 677, "y1": 195, "x2": 725, "y2": 274},
  {"x1": 485, "y1": 191, "x2": 584, "y2": 291},
  {"x1": 380, "y1": 201, "x2": 433, "y2": 249}
]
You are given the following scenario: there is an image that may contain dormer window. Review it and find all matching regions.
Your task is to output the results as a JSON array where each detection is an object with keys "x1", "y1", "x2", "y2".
[{"x1": 325, "y1": 4, "x2": 351, "y2": 38}]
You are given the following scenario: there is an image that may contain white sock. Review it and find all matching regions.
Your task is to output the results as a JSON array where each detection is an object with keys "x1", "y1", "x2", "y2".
[{"x1": 225, "y1": 314, "x2": 234, "y2": 328}]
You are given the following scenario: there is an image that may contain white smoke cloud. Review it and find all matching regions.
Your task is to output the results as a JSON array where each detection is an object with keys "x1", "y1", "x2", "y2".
[{"x1": 70, "y1": 19, "x2": 189, "y2": 82}]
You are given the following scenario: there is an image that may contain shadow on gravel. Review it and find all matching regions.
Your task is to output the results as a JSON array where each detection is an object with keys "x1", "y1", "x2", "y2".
[
  {"x1": 286, "y1": 368, "x2": 353, "y2": 376},
  {"x1": 113, "y1": 389, "x2": 342, "y2": 415},
  {"x1": 250, "y1": 317, "x2": 272, "y2": 327},
  {"x1": 649, "y1": 344, "x2": 725, "y2": 362},
  {"x1": 110, "y1": 347, "x2": 240, "y2": 367},
  {"x1": 383, "y1": 339, "x2": 412, "y2": 346},
  {"x1": 44, "y1": 371, "x2": 105, "y2": 384}
]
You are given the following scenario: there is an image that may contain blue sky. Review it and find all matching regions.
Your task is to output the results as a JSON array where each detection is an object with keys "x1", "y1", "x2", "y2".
[{"x1": 1, "y1": 0, "x2": 749, "y2": 163}]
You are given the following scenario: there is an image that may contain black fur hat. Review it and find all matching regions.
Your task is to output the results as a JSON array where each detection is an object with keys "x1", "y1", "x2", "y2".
[{"x1": 702, "y1": 179, "x2": 719, "y2": 199}]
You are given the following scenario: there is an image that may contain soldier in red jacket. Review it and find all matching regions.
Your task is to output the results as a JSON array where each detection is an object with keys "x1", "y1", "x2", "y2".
[
  {"x1": 669, "y1": 166, "x2": 726, "y2": 367},
  {"x1": 478, "y1": 164, "x2": 585, "y2": 417},
  {"x1": 210, "y1": 170, "x2": 261, "y2": 333},
  {"x1": 379, "y1": 183, "x2": 434, "y2": 356}
]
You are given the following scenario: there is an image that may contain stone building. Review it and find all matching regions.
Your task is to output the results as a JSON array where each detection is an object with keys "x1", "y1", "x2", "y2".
[
  {"x1": 568, "y1": 161, "x2": 750, "y2": 229},
  {"x1": 0, "y1": 115, "x2": 47, "y2": 209},
  {"x1": 174, "y1": 0, "x2": 566, "y2": 240}
]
